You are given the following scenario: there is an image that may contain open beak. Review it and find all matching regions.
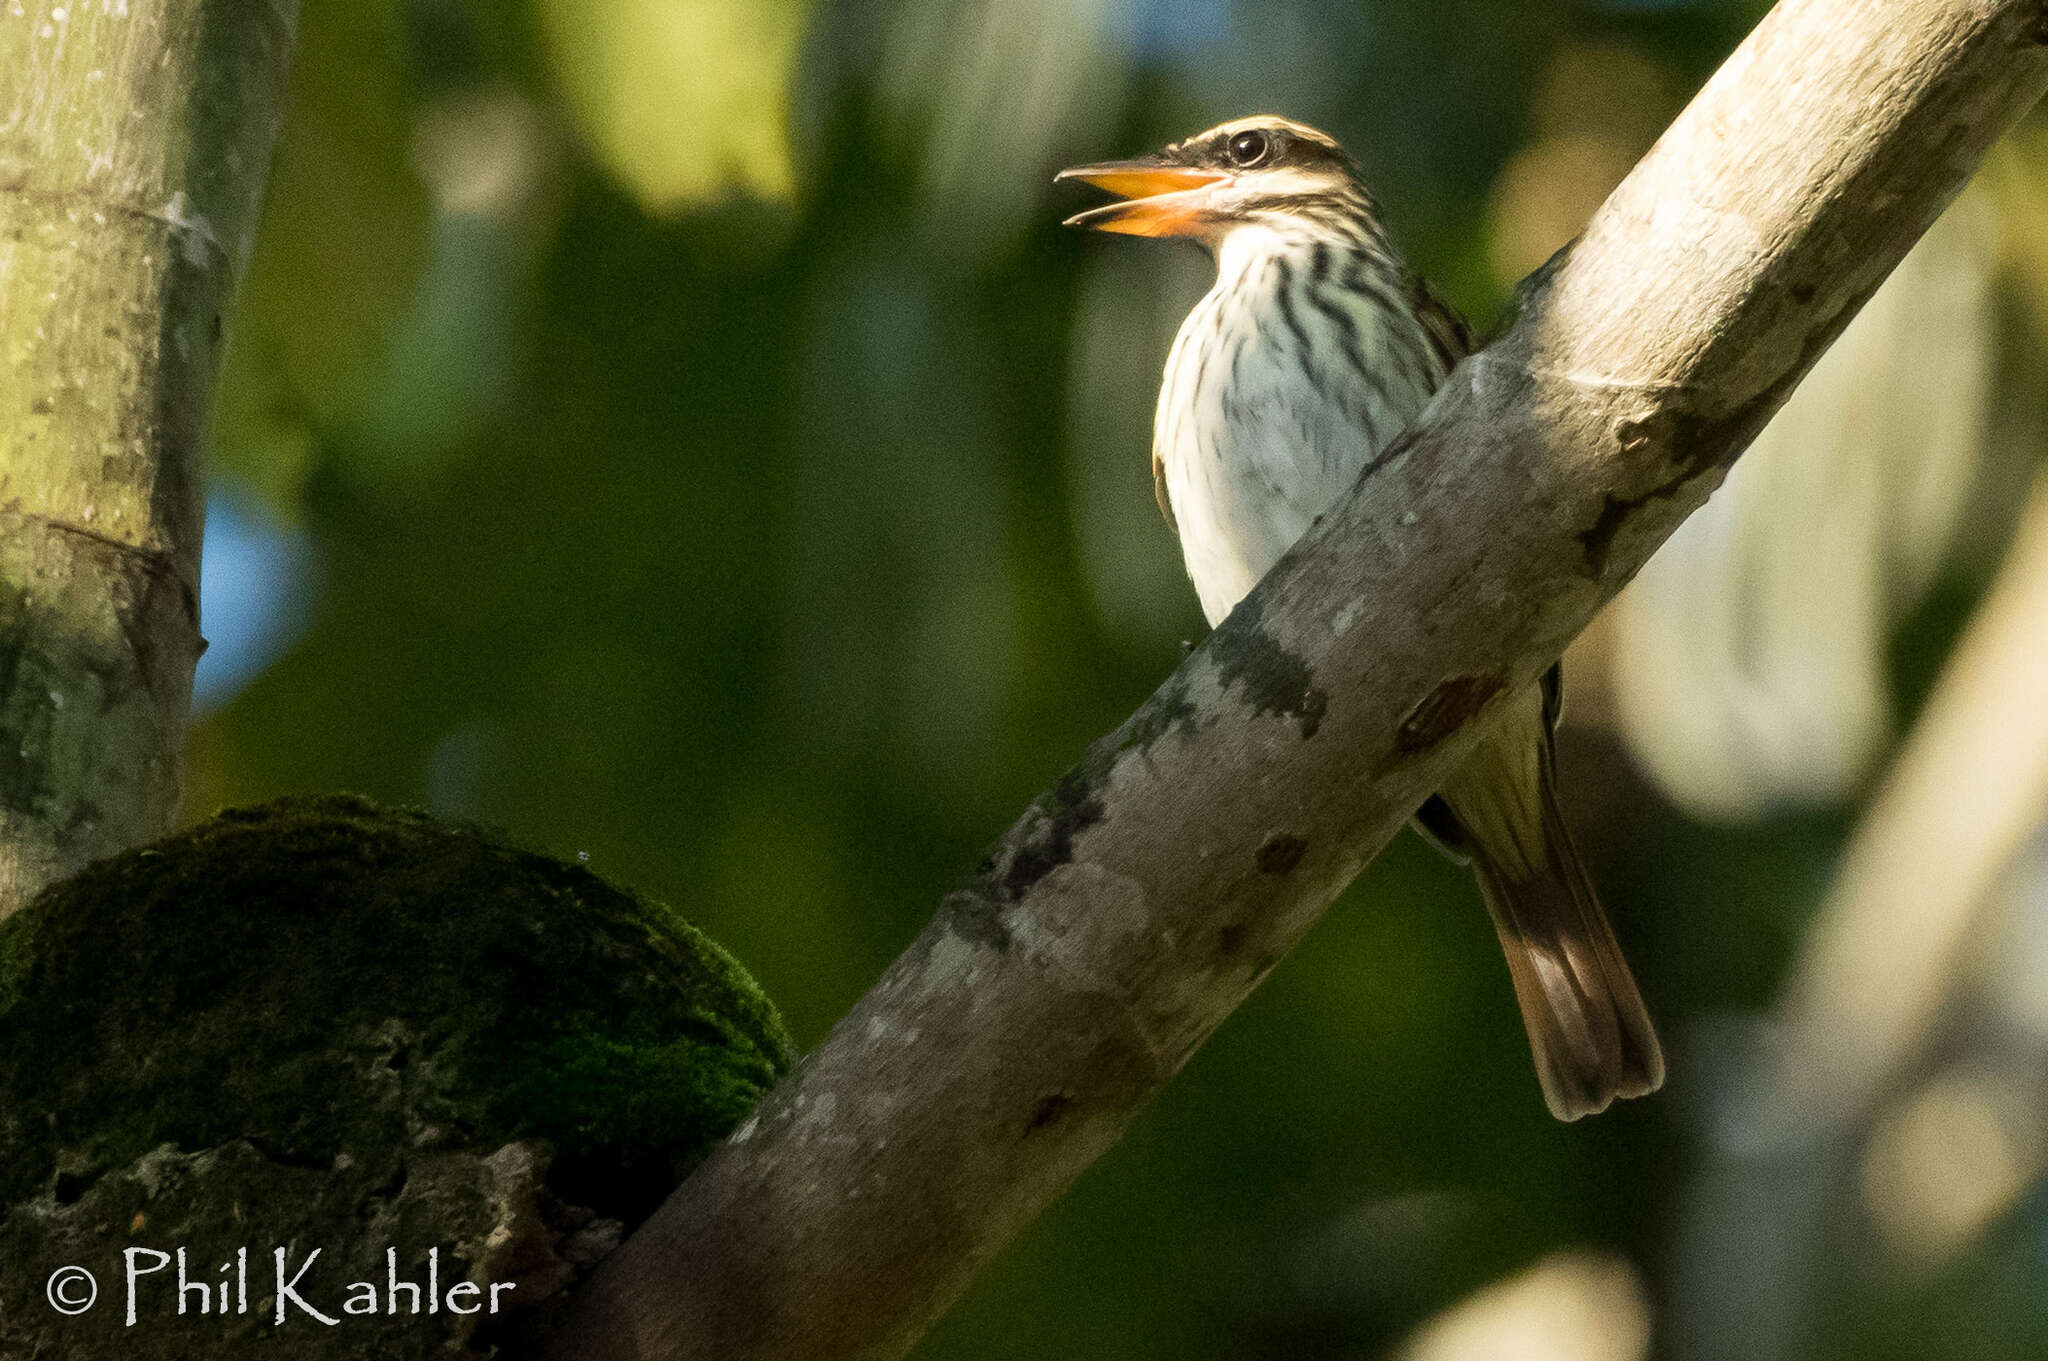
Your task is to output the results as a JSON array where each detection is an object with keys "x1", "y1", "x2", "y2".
[{"x1": 1056, "y1": 158, "x2": 1228, "y2": 237}]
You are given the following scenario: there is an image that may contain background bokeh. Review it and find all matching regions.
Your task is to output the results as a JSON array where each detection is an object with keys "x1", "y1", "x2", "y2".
[{"x1": 189, "y1": 1, "x2": 2048, "y2": 1357}]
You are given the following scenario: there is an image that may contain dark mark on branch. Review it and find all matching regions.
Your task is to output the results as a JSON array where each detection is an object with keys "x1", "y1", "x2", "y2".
[
  {"x1": 1217, "y1": 919, "x2": 1253, "y2": 960},
  {"x1": 944, "y1": 889, "x2": 1011, "y2": 953},
  {"x1": 1209, "y1": 597, "x2": 1328, "y2": 739},
  {"x1": 1121, "y1": 674, "x2": 1200, "y2": 755},
  {"x1": 1358, "y1": 425, "x2": 1419, "y2": 480},
  {"x1": 1584, "y1": 324, "x2": 1855, "y2": 577},
  {"x1": 1578, "y1": 492, "x2": 1641, "y2": 578},
  {"x1": 1255, "y1": 834, "x2": 1308, "y2": 876},
  {"x1": 1612, "y1": 409, "x2": 1676, "y2": 457},
  {"x1": 1397, "y1": 674, "x2": 1505, "y2": 753},
  {"x1": 993, "y1": 765, "x2": 1107, "y2": 901},
  {"x1": 1580, "y1": 443, "x2": 1721, "y2": 576},
  {"x1": 1025, "y1": 1093, "x2": 1075, "y2": 1135}
]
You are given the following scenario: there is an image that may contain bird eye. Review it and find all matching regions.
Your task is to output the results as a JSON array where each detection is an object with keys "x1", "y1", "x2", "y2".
[{"x1": 1227, "y1": 130, "x2": 1271, "y2": 167}]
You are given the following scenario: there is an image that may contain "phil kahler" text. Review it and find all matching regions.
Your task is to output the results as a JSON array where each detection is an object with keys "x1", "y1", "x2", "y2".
[{"x1": 121, "y1": 1247, "x2": 514, "y2": 1326}]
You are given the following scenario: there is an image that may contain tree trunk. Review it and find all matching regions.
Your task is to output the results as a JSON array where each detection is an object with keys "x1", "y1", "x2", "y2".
[{"x1": 0, "y1": 0, "x2": 298, "y2": 914}]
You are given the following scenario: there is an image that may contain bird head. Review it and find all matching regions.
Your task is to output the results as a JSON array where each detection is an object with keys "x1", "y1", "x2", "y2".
[{"x1": 1057, "y1": 116, "x2": 1370, "y2": 246}]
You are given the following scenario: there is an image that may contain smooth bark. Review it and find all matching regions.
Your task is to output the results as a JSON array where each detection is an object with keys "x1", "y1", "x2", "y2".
[{"x1": 0, "y1": 0, "x2": 297, "y2": 912}]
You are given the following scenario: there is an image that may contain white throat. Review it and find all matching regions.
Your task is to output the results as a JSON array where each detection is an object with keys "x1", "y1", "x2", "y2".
[
  {"x1": 1153, "y1": 213, "x2": 1445, "y2": 626},
  {"x1": 1212, "y1": 218, "x2": 1335, "y2": 285}
]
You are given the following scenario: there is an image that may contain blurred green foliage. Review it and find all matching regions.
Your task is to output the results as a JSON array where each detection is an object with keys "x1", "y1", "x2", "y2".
[{"x1": 190, "y1": 1, "x2": 2045, "y2": 1357}]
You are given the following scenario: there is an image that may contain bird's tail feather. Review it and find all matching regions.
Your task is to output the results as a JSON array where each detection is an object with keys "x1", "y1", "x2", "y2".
[{"x1": 1437, "y1": 715, "x2": 1664, "y2": 1121}]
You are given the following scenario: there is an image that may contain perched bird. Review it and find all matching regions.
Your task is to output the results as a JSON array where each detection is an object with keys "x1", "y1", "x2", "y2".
[{"x1": 1059, "y1": 116, "x2": 1663, "y2": 1120}]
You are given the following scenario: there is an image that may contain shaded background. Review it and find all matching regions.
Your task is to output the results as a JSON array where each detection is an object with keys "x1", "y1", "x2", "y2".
[{"x1": 189, "y1": 1, "x2": 2048, "y2": 1357}]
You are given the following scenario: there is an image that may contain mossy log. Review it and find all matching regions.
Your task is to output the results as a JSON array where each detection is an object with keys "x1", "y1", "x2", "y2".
[{"x1": 0, "y1": 794, "x2": 793, "y2": 1359}]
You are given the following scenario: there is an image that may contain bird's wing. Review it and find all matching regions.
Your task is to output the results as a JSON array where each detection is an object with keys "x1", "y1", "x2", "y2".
[
  {"x1": 1152, "y1": 448, "x2": 1178, "y2": 535},
  {"x1": 1410, "y1": 277, "x2": 1474, "y2": 370}
]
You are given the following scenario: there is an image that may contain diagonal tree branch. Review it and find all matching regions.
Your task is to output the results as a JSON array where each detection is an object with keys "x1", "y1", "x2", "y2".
[
  {"x1": 548, "y1": 2, "x2": 2048, "y2": 1357},
  {"x1": 0, "y1": 1, "x2": 299, "y2": 914}
]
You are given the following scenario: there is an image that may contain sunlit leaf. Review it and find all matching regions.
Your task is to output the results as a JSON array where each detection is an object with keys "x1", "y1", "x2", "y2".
[{"x1": 531, "y1": 0, "x2": 807, "y2": 213}]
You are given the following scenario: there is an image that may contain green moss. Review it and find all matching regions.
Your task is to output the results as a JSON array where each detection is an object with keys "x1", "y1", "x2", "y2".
[{"x1": 0, "y1": 792, "x2": 795, "y2": 1223}]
